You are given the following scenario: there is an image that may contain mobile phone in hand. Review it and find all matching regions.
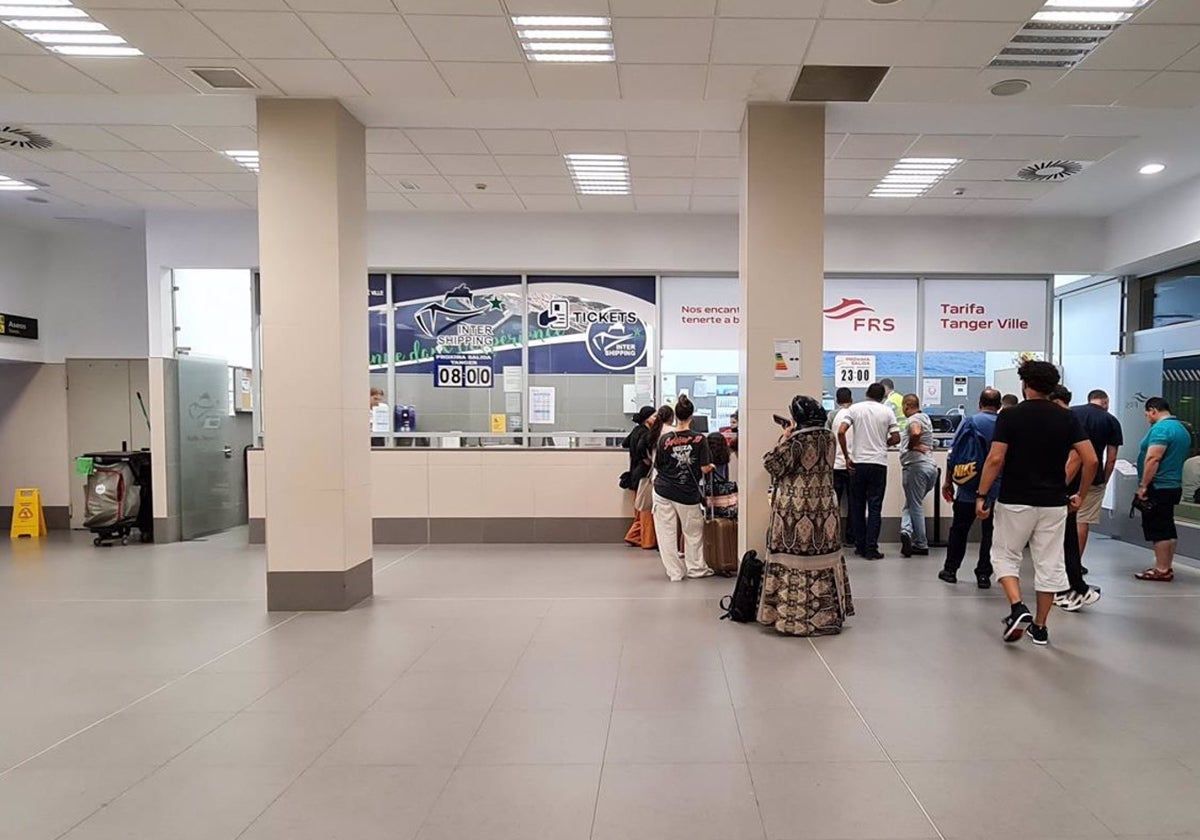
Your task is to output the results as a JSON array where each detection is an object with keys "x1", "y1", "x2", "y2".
[{"x1": 773, "y1": 414, "x2": 791, "y2": 428}]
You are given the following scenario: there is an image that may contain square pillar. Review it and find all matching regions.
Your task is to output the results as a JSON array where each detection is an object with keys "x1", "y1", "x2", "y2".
[
  {"x1": 738, "y1": 104, "x2": 826, "y2": 555},
  {"x1": 257, "y1": 99, "x2": 372, "y2": 611}
]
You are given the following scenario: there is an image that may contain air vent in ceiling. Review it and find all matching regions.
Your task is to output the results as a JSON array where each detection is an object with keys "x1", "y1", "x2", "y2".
[
  {"x1": 0, "y1": 126, "x2": 52, "y2": 151},
  {"x1": 189, "y1": 67, "x2": 256, "y2": 90},
  {"x1": 790, "y1": 65, "x2": 890, "y2": 102},
  {"x1": 1014, "y1": 160, "x2": 1090, "y2": 182}
]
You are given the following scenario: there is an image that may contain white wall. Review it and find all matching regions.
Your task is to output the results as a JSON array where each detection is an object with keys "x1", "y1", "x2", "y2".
[
  {"x1": 0, "y1": 362, "x2": 70, "y2": 510},
  {"x1": 1107, "y1": 172, "x2": 1200, "y2": 276},
  {"x1": 0, "y1": 223, "x2": 47, "y2": 363}
]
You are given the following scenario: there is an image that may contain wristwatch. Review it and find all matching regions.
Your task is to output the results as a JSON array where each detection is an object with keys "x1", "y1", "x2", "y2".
[{"x1": 975, "y1": 491, "x2": 989, "y2": 500}]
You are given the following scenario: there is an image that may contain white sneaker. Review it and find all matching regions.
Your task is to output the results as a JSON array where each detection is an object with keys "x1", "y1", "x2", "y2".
[
  {"x1": 687, "y1": 569, "x2": 715, "y2": 579},
  {"x1": 1053, "y1": 592, "x2": 1073, "y2": 608},
  {"x1": 1059, "y1": 586, "x2": 1102, "y2": 612}
]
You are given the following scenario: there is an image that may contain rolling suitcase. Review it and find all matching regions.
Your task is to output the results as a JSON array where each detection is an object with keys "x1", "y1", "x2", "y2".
[{"x1": 703, "y1": 475, "x2": 738, "y2": 576}]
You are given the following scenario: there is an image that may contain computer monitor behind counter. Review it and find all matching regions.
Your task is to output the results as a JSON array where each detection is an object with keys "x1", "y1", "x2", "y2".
[{"x1": 690, "y1": 415, "x2": 709, "y2": 433}]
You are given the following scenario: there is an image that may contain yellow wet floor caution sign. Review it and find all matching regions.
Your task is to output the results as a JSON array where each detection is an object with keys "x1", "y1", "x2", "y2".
[{"x1": 10, "y1": 488, "x2": 47, "y2": 539}]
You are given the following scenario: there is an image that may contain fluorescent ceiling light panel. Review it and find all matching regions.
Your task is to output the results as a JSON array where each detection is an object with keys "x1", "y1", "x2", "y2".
[
  {"x1": 991, "y1": 0, "x2": 1152, "y2": 68},
  {"x1": 225, "y1": 150, "x2": 259, "y2": 172},
  {"x1": 868, "y1": 157, "x2": 961, "y2": 199},
  {"x1": 1032, "y1": 9, "x2": 1131, "y2": 22},
  {"x1": 0, "y1": 0, "x2": 141, "y2": 55},
  {"x1": 0, "y1": 174, "x2": 37, "y2": 191},
  {"x1": 1044, "y1": 0, "x2": 1146, "y2": 6},
  {"x1": 565, "y1": 153, "x2": 630, "y2": 195},
  {"x1": 513, "y1": 15, "x2": 613, "y2": 63}
]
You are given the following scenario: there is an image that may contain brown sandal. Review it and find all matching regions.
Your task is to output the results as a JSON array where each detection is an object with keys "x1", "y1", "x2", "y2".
[{"x1": 1135, "y1": 568, "x2": 1174, "y2": 582}]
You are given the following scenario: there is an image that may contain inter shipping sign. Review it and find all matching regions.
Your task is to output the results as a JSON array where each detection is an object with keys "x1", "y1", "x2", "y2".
[
  {"x1": 922, "y1": 279, "x2": 1047, "y2": 352},
  {"x1": 822, "y1": 279, "x2": 918, "y2": 352}
]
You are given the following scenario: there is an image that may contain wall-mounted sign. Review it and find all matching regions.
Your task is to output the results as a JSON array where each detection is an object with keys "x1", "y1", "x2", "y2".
[
  {"x1": 434, "y1": 355, "x2": 494, "y2": 388},
  {"x1": 953, "y1": 376, "x2": 969, "y2": 397},
  {"x1": 834, "y1": 354, "x2": 875, "y2": 387},
  {"x1": 0, "y1": 312, "x2": 38, "y2": 340},
  {"x1": 922, "y1": 279, "x2": 1047, "y2": 352},
  {"x1": 773, "y1": 339, "x2": 802, "y2": 380},
  {"x1": 823, "y1": 279, "x2": 918, "y2": 352},
  {"x1": 660, "y1": 276, "x2": 739, "y2": 350},
  {"x1": 527, "y1": 276, "x2": 656, "y2": 375}
]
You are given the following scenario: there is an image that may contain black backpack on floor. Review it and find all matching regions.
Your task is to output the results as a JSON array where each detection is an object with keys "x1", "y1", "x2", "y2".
[{"x1": 719, "y1": 550, "x2": 764, "y2": 623}]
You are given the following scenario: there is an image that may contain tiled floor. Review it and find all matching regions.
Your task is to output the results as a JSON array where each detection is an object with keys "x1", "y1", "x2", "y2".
[{"x1": 1, "y1": 529, "x2": 1199, "y2": 840}]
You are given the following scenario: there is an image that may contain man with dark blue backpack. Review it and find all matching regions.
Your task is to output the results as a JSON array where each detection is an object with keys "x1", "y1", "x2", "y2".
[{"x1": 939, "y1": 388, "x2": 1002, "y2": 588}]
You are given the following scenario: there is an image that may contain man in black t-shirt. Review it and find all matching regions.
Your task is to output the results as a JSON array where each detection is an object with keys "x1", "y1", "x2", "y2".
[
  {"x1": 652, "y1": 394, "x2": 714, "y2": 582},
  {"x1": 1070, "y1": 389, "x2": 1123, "y2": 563},
  {"x1": 975, "y1": 362, "x2": 1098, "y2": 646}
]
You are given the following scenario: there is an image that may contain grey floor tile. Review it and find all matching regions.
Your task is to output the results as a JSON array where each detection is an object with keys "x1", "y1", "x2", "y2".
[
  {"x1": 244, "y1": 666, "x2": 399, "y2": 714},
  {"x1": 736, "y1": 706, "x2": 887, "y2": 763},
  {"x1": 492, "y1": 661, "x2": 619, "y2": 710},
  {"x1": 239, "y1": 765, "x2": 453, "y2": 840},
  {"x1": 171, "y1": 710, "x2": 353, "y2": 769},
  {"x1": 319, "y1": 709, "x2": 485, "y2": 766},
  {"x1": 606, "y1": 708, "x2": 745, "y2": 764},
  {"x1": 614, "y1": 666, "x2": 732, "y2": 710},
  {"x1": 415, "y1": 764, "x2": 601, "y2": 840},
  {"x1": 461, "y1": 709, "x2": 610, "y2": 765},
  {"x1": 408, "y1": 636, "x2": 531, "y2": 673},
  {"x1": 897, "y1": 759, "x2": 1112, "y2": 839},
  {"x1": 372, "y1": 669, "x2": 511, "y2": 712},
  {"x1": 25, "y1": 711, "x2": 230, "y2": 769},
  {"x1": 133, "y1": 671, "x2": 288, "y2": 714},
  {"x1": 60, "y1": 764, "x2": 300, "y2": 840},
  {"x1": 750, "y1": 761, "x2": 938, "y2": 840},
  {"x1": 1037, "y1": 758, "x2": 1200, "y2": 836},
  {"x1": 0, "y1": 766, "x2": 153, "y2": 840},
  {"x1": 593, "y1": 763, "x2": 765, "y2": 840}
]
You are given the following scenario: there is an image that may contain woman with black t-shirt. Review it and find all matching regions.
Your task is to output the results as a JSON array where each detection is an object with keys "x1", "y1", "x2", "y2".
[{"x1": 652, "y1": 395, "x2": 713, "y2": 581}]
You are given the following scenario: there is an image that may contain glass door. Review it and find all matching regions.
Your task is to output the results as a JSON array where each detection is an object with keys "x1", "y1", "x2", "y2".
[{"x1": 1105, "y1": 351, "x2": 1164, "y2": 541}]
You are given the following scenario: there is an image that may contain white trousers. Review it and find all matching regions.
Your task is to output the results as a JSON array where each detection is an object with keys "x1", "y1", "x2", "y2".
[
  {"x1": 992, "y1": 503, "x2": 1069, "y2": 593},
  {"x1": 652, "y1": 492, "x2": 707, "y2": 581}
]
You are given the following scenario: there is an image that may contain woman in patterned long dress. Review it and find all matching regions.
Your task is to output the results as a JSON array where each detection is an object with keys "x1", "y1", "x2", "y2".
[{"x1": 759, "y1": 395, "x2": 855, "y2": 636}]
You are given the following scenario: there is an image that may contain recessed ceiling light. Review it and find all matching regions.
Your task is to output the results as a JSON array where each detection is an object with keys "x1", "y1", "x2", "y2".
[
  {"x1": 224, "y1": 150, "x2": 259, "y2": 172},
  {"x1": 869, "y1": 0, "x2": 903, "y2": 4},
  {"x1": 1032, "y1": 9, "x2": 1132, "y2": 22},
  {"x1": 0, "y1": 1, "x2": 141, "y2": 55},
  {"x1": 565, "y1": 153, "x2": 630, "y2": 195},
  {"x1": 869, "y1": 157, "x2": 961, "y2": 199},
  {"x1": 47, "y1": 44, "x2": 139, "y2": 55},
  {"x1": 513, "y1": 15, "x2": 613, "y2": 63},
  {"x1": 1139, "y1": 163, "x2": 1166, "y2": 175},
  {"x1": 0, "y1": 173, "x2": 38, "y2": 191},
  {"x1": 1043, "y1": 0, "x2": 1147, "y2": 7},
  {"x1": 990, "y1": 0, "x2": 1146, "y2": 69},
  {"x1": 990, "y1": 78, "x2": 1031, "y2": 97}
]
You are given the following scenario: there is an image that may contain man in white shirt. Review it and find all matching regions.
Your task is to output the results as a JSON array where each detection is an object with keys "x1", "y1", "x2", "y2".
[
  {"x1": 829, "y1": 387, "x2": 855, "y2": 547},
  {"x1": 838, "y1": 382, "x2": 900, "y2": 560}
]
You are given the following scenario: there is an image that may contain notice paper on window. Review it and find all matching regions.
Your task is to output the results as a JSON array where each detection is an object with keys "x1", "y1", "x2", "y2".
[
  {"x1": 529, "y1": 386, "x2": 556, "y2": 425},
  {"x1": 503, "y1": 365, "x2": 523, "y2": 392},
  {"x1": 693, "y1": 375, "x2": 716, "y2": 398}
]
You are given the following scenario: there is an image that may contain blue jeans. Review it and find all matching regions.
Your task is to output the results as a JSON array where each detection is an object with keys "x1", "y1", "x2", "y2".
[
  {"x1": 851, "y1": 463, "x2": 887, "y2": 555},
  {"x1": 901, "y1": 461, "x2": 939, "y2": 550}
]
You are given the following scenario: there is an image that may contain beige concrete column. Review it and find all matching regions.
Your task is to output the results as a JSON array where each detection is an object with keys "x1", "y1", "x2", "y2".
[
  {"x1": 738, "y1": 104, "x2": 826, "y2": 555},
  {"x1": 257, "y1": 99, "x2": 372, "y2": 611}
]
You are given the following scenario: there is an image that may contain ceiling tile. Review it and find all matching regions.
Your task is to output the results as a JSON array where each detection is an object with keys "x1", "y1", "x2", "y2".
[
  {"x1": 904, "y1": 197, "x2": 970, "y2": 215},
  {"x1": 805, "y1": 19, "x2": 918, "y2": 66},
  {"x1": 632, "y1": 177, "x2": 693, "y2": 195},
  {"x1": 521, "y1": 194, "x2": 580, "y2": 211},
  {"x1": 627, "y1": 131, "x2": 699, "y2": 157},
  {"x1": 609, "y1": 0, "x2": 716, "y2": 15},
  {"x1": 693, "y1": 178, "x2": 738, "y2": 196},
  {"x1": 252, "y1": 60, "x2": 368, "y2": 96},
  {"x1": 385, "y1": 174, "x2": 455, "y2": 192},
  {"x1": 70, "y1": 172, "x2": 151, "y2": 191},
  {"x1": 405, "y1": 16, "x2": 522, "y2": 62},
  {"x1": 612, "y1": 18, "x2": 714, "y2": 64},
  {"x1": 528, "y1": 64, "x2": 620, "y2": 98},
  {"x1": 437, "y1": 62, "x2": 537, "y2": 98},
  {"x1": 29, "y1": 126, "x2": 134, "y2": 152},
  {"x1": 1130, "y1": 0, "x2": 1200, "y2": 26},
  {"x1": 858, "y1": 196, "x2": 914, "y2": 213},
  {"x1": 405, "y1": 129, "x2": 488, "y2": 155},
  {"x1": 717, "y1": 0, "x2": 822, "y2": 17},
  {"x1": 367, "y1": 130, "x2": 420, "y2": 154},
  {"x1": 825, "y1": 179, "x2": 872, "y2": 197},
  {"x1": 507, "y1": 0, "x2": 609, "y2": 12},
  {"x1": 194, "y1": 12, "x2": 332, "y2": 59},
  {"x1": 195, "y1": 172, "x2": 259, "y2": 191},
  {"x1": 173, "y1": 191, "x2": 248, "y2": 209},
  {"x1": 367, "y1": 153, "x2": 437, "y2": 174},
  {"x1": 824, "y1": 158, "x2": 892, "y2": 179},
  {"x1": 905, "y1": 134, "x2": 994, "y2": 159},
  {"x1": 407, "y1": 193, "x2": 470, "y2": 210},
  {"x1": 393, "y1": 0, "x2": 503, "y2": 11},
  {"x1": 835, "y1": 134, "x2": 917, "y2": 158},
  {"x1": 636, "y1": 195, "x2": 692, "y2": 211},
  {"x1": 465, "y1": 193, "x2": 525, "y2": 211},
  {"x1": 0, "y1": 20, "x2": 43, "y2": 56},
  {"x1": 105, "y1": 126, "x2": 209, "y2": 152},
  {"x1": 1082, "y1": 25, "x2": 1200, "y2": 72},
  {"x1": 1118, "y1": 71, "x2": 1200, "y2": 108},
  {"x1": 694, "y1": 157, "x2": 738, "y2": 178},
  {"x1": 950, "y1": 160, "x2": 1026, "y2": 180},
  {"x1": 287, "y1": 0, "x2": 398, "y2": 9},
  {"x1": 479, "y1": 130, "x2": 558, "y2": 156},
  {"x1": 445, "y1": 175, "x2": 512, "y2": 193},
  {"x1": 924, "y1": 0, "x2": 1043, "y2": 22},
  {"x1": 300, "y1": 13, "x2": 426, "y2": 60},
  {"x1": 178, "y1": 0, "x2": 288, "y2": 8},
  {"x1": 976, "y1": 135, "x2": 1066, "y2": 160},
  {"x1": 579, "y1": 195, "x2": 636, "y2": 212},
  {"x1": 84, "y1": 150, "x2": 177, "y2": 172},
  {"x1": 617, "y1": 64, "x2": 708, "y2": 100},
  {"x1": 428, "y1": 154, "x2": 502, "y2": 176},
  {"x1": 178, "y1": 126, "x2": 258, "y2": 151},
  {"x1": 65, "y1": 59, "x2": 196, "y2": 94},
  {"x1": 628, "y1": 156, "x2": 695, "y2": 177},
  {"x1": 824, "y1": 197, "x2": 861, "y2": 214},
  {"x1": 505, "y1": 175, "x2": 574, "y2": 194},
  {"x1": 958, "y1": 199, "x2": 1028, "y2": 216},
  {"x1": 705, "y1": 65, "x2": 798, "y2": 100},
  {"x1": 367, "y1": 173, "x2": 394, "y2": 192},
  {"x1": 1172, "y1": 46, "x2": 1200, "y2": 71},
  {"x1": 554, "y1": 130, "x2": 627, "y2": 154},
  {"x1": 232, "y1": 192, "x2": 258, "y2": 208},
  {"x1": 699, "y1": 131, "x2": 740, "y2": 157},
  {"x1": 86, "y1": 11, "x2": 237, "y2": 58},
  {"x1": 344, "y1": 61, "x2": 453, "y2": 97},
  {"x1": 135, "y1": 173, "x2": 216, "y2": 191},
  {"x1": 21, "y1": 151, "x2": 114, "y2": 174},
  {"x1": 826, "y1": 133, "x2": 846, "y2": 157},
  {"x1": 823, "y1": 0, "x2": 934, "y2": 19},
  {"x1": 112, "y1": 190, "x2": 195, "y2": 209},
  {"x1": 496, "y1": 155, "x2": 568, "y2": 176},
  {"x1": 711, "y1": 19, "x2": 816, "y2": 64},
  {"x1": 690, "y1": 195, "x2": 737, "y2": 213},
  {"x1": 870, "y1": 68, "x2": 980, "y2": 104},
  {"x1": 153, "y1": 150, "x2": 245, "y2": 173},
  {"x1": 1038, "y1": 71, "x2": 1154, "y2": 106},
  {"x1": 807, "y1": 20, "x2": 1015, "y2": 68},
  {"x1": 0, "y1": 57, "x2": 110, "y2": 94}
]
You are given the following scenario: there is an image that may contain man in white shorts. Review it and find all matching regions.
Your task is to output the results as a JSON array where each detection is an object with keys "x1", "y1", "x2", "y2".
[{"x1": 974, "y1": 361, "x2": 1098, "y2": 647}]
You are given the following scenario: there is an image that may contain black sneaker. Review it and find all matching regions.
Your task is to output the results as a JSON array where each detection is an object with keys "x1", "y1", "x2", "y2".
[
  {"x1": 900, "y1": 532, "x2": 913, "y2": 557},
  {"x1": 1028, "y1": 623, "x2": 1049, "y2": 646},
  {"x1": 865, "y1": 551, "x2": 885, "y2": 560},
  {"x1": 938, "y1": 569, "x2": 957, "y2": 584},
  {"x1": 1081, "y1": 565, "x2": 1090, "y2": 576},
  {"x1": 1003, "y1": 603, "x2": 1033, "y2": 642},
  {"x1": 911, "y1": 548, "x2": 930, "y2": 556},
  {"x1": 976, "y1": 574, "x2": 992, "y2": 590}
]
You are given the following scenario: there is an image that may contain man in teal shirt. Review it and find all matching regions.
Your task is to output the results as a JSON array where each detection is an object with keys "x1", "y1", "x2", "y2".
[{"x1": 1135, "y1": 397, "x2": 1193, "y2": 582}]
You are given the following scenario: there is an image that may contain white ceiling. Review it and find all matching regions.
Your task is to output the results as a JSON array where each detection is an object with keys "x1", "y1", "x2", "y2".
[{"x1": 0, "y1": 0, "x2": 1198, "y2": 218}]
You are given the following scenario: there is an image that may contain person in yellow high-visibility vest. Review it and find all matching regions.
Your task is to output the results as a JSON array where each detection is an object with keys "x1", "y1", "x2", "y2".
[{"x1": 881, "y1": 378, "x2": 905, "y2": 423}]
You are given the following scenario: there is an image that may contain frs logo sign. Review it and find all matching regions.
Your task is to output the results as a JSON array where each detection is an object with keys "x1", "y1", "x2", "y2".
[{"x1": 823, "y1": 297, "x2": 895, "y2": 333}]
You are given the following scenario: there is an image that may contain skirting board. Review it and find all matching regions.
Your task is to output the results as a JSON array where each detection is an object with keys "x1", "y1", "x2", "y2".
[{"x1": 267, "y1": 557, "x2": 373, "y2": 612}]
